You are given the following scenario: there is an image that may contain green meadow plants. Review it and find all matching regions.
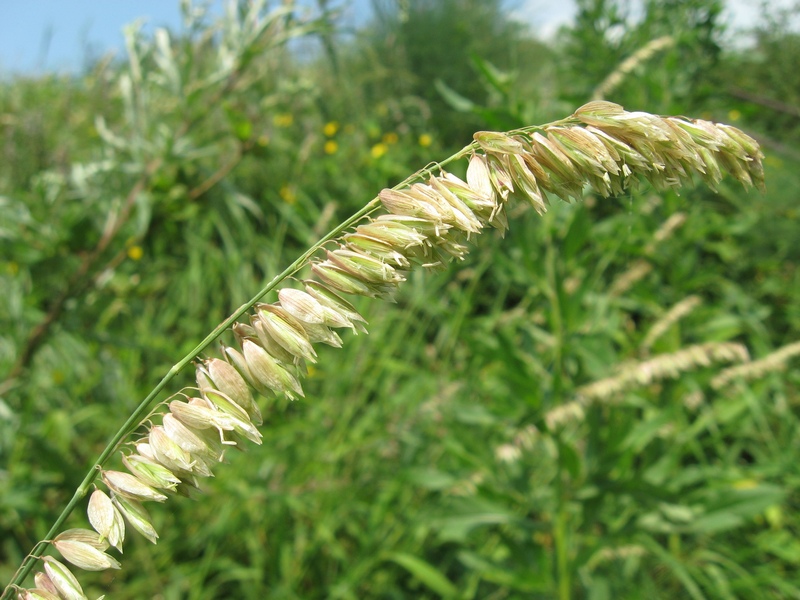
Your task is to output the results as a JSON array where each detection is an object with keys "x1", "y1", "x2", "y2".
[
  {"x1": 5, "y1": 1, "x2": 800, "y2": 598},
  {"x1": 2, "y1": 84, "x2": 768, "y2": 597}
]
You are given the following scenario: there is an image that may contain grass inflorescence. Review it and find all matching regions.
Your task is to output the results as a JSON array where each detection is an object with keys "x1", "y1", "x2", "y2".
[{"x1": 4, "y1": 101, "x2": 764, "y2": 600}]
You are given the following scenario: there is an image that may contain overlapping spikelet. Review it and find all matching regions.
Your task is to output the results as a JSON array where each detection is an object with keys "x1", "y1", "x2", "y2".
[{"x1": 17, "y1": 102, "x2": 765, "y2": 599}]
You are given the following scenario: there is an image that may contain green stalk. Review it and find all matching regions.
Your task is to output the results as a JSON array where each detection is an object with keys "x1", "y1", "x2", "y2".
[
  {"x1": 555, "y1": 505, "x2": 571, "y2": 600},
  {"x1": 1, "y1": 143, "x2": 478, "y2": 598},
  {"x1": 555, "y1": 472, "x2": 571, "y2": 600}
]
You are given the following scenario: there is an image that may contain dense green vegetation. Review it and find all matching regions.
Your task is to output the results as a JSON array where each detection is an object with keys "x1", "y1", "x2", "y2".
[{"x1": 1, "y1": 0, "x2": 799, "y2": 598}]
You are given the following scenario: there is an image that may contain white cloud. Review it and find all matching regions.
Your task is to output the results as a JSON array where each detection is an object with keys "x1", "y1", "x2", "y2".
[
  {"x1": 508, "y1": 0, "x2": 578, "y2": 38},
  {"x1": 506, "y1": 0, "x2": 800, "y2": 42}
]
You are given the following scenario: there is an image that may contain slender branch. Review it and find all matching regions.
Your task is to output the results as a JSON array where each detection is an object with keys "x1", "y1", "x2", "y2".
[
  {"x1": 2, "y1": 20, "x2": 259, "y2": 387},
  {"x1": 727, "y1": 86, "x2": 800, "y2": 119},
  {"x1": 3, "y1": 159, "x2": 161, "y2": 386},
  {"x1": 187, "y1": 141, "x2": 247, "y2": 201}
]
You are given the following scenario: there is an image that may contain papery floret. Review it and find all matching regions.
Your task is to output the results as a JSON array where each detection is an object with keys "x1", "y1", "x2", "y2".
[
  {"x1": 326, "y1": 249, "x2": 405, "y2": 285},
  {"x1": 101, "y1": 470, "x2": 168, "y2": 503},
  {"x1": 223, "y1": 345, "x2": 273, "y2": 396},
  {"x1": 122, "y1": 453, "x2": 181, "y2": 491},
  {"x1": 147, "y1": 427, "x2": 202, "y2": 476},
  {"x1": 87, "y1": 490, "x2": 125, "y2": 552},
  {"x1": 311, "y1": 261, "x2": 390, "y2": 298},
  {"x1": 304, "y1": 281, "x2": 368, "y2": 333},
  {"x1": 201, "y1": 358, "x2": 261, "y2": 425},
  {"x1": 255, "y1": 304, "x2": 318, "y2": 363},
  {"x1": 42, "y1": 557, "x2": 87, "y2": 600},
  {"x1": 111, "y1": 495, "x2": 158, "y2": 544},
  {"x1": 242, "y1": 339, "x2": 304, "y2": 399},
  {"x1": 162, "y1": 413, "x2": 221, "y2": 463},
  {"x1": 343, "y1": 234, "x2": 412, "y2": 268},
  {"x1": 52, "y1": 538, "x2": 121, "y2": 572},
  {"x1": 34, "y1": 572, "x2": 60, "y2": 596},
  {"x1": 278, "y1": 288, "x2": 328, "y2": 324},
  {"x1": 18, "y1": 589, "x2": 61, "y2": 600}
]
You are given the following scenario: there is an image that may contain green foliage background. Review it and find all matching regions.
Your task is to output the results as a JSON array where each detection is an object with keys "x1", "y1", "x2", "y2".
[{"x1": 1, "y1": 0, "x2": 799, "y2": 598}]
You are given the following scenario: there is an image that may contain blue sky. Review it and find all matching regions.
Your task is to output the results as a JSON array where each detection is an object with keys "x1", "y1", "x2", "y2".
[
  {"x1": 0, "y1": 1, "x2": 793, "y2": 76},
  {"x1": 0, "y1": 0, "x2": 570, "y2": 74}
]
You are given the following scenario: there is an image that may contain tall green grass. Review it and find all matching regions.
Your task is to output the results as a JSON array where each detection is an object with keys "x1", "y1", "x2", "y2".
[{"x1": 2, "y1": 1, "x2": 799, "y2": 598}]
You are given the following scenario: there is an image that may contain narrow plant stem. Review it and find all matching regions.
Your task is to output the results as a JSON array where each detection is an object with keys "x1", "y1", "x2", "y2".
[
  {"x1": 545, "y1": 233, "x2": 566, "y2": 401},
  {"x1": 555, "y1": 475, "x2": 571, "y2": 600},
  {"x1": 2, "y1": 141, "x2": 478, "y2": 597},
  {"x1": 2, "y1": 159, "x2": 161, "y2": 387}
]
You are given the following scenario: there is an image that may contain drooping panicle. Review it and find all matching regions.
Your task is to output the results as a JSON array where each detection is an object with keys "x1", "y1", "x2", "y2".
[{"x1": 41, "y1": 102, "x2": 761, "y2": 600}]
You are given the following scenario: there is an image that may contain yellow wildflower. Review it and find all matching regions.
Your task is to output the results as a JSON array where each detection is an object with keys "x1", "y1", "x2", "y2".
[
  {"x1": 728, "y1": 109, "x2": 741, "y2": 122},
  {"x1": 273, "y1": 113, "x2": 294, "y2": 127},
  {"x1": 382, "y1": 132, "x2": 399, "y2": 145},
  {"x1": 280, "y1": 184, "x2": 297, "y2": 204},
  {"x1": 371, "y1": 143, "x2": 388, "y2": 159},
  {"x1": 323, "y1": 121, "x2": 339, "y2": 137},
  {"x1": 127, "y1": 246, "x2": 144, "y2": 261},
  {"x1": 418, "y1": 133, "x2": 432, "y2": 147},
  {"x1": 324, "y1": 140, "x2": 339, "y2": 155}
]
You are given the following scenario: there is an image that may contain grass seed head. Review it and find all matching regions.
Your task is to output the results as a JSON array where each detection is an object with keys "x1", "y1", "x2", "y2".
[
  {"x1": 122, "y1": 453, "x2": 181, "y2": 492},
  {"x1": 250, "y1": 315, "x2": 301, "y2": 365},
  {"x1": 242, "y1": 339, "x2": 304, "y2": 399},
  {"x1": 147, "y1": 427, "x2": 202, "y2": 477},
  {"x1": 19, "y1": 587, "x2": 63, "y2": 600},
  {"x1": 343, "y1": 234, "x2": 412, "y2": 268},
  {"x1": 87, "y1": 490, "x2": 125, "y2": 552},
  {"x1": 255, "y1": 304, "x2": 318, "y2": 363},
  {"x1": 162, "y1": 413, "x2": 221, "y2": 463},
  {"x1": 304, "y1": 281, "x2": 368, "y2": 333},
  {"x1": 277, "y1": 288, "x2": 328, "y2": 324},
  {"x1": 52, "y1": 537, "x2": 121, "y2": 572},
  {"x1": 34, "y1": 572, "x2": 60, "y2": 596},
  {"x1": 111, "y1": 495, "x2": 158, "y2": 544},
  {"x1": 203, "y1": 358, "x2": 260, "y2": 424},
  {"x1": 41, "y1": 557, "x2": 87, "y2": 600},
  {"x1": 101, "y1": 470, "x2": 168, "y2": 503}
]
